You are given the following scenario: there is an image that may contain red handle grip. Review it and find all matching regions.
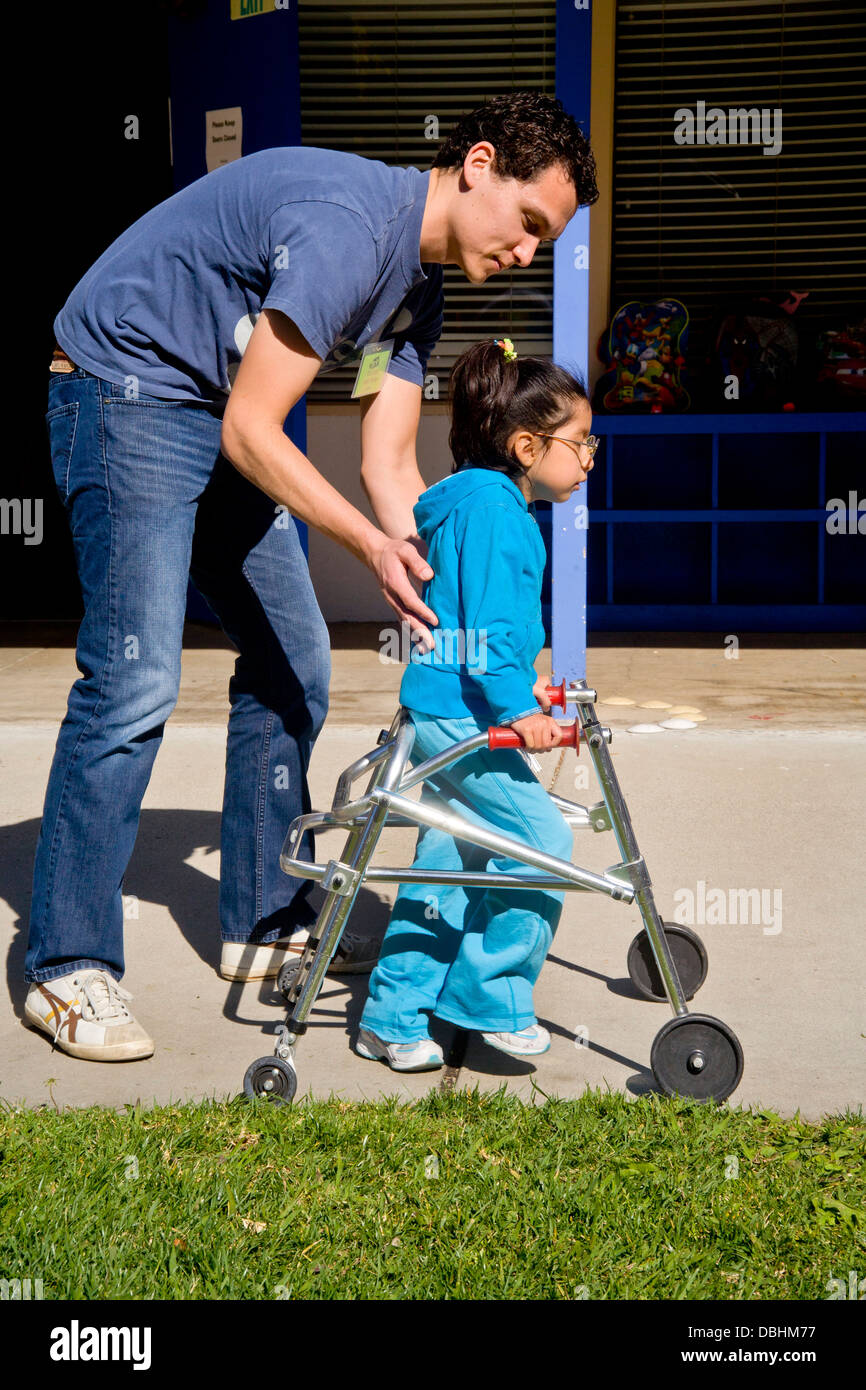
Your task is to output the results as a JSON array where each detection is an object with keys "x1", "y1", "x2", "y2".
[
  {"x1": 544, "y1": 680, "x2": 567, "y2": 708},
  {"x1": 488, "y1": 721, "x2": 579, "y2": 750}
]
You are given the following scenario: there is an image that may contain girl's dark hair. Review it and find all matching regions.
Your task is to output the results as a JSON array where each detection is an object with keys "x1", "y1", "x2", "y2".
[
  {"x1": 449, "y1": 341, "x2": 588, "y2": 483},
  {"x1": 433, "y1": 91, "x2": 598, "y2": 208}
]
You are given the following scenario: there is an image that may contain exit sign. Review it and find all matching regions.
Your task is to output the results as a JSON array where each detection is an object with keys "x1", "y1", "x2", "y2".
[{"x1": 231, "y1": 0, "x2": 283, "y2": 18}]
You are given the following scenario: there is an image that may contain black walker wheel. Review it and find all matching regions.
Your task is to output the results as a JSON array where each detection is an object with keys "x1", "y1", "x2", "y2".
[
  {"x1": 243, "y1": 1055, "x2": 297, "y2": 1106},
  {"x1": 628, "y1": 922, "x2": 708, "y2": 1002},
  {"x1": 277, "y1": 958, "x2": 303, "y2": 1001},
  {"x1": 650, "y1": 1014, "x2": 744, "y2": 1103}
]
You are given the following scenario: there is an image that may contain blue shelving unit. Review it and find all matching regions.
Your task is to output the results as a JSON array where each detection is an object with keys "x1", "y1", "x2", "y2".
[{"x1": 538, "y1": 412, "x2": 866, "y2": 633}]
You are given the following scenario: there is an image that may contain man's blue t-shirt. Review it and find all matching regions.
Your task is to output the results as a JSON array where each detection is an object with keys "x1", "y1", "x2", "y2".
[{"x1": 55, "y1": 147, "x2": 444, "y2": 403}]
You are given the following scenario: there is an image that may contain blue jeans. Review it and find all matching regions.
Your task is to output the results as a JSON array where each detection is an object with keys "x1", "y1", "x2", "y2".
[
  {"x1": 25, "y1": 369, "x2": 331, "y2": 983},
  {"x1": 360, "y1": 710, "x2": 574, "y2": 1040}
]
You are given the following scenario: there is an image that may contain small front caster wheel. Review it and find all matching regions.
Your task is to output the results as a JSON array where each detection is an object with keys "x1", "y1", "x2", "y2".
[
  {"x1": 628, "y1": 922, "x2": 708, "y2": 1002},
  {"x1": 277, "y1": 958, "x2": 303, "y2": 1000},
  {"x1": 243, "y1": 1055, "x2": 297, "y2": 1106},
  {"x1": 650, "y1": 1014, "x2": 744, "y2": 1103}
]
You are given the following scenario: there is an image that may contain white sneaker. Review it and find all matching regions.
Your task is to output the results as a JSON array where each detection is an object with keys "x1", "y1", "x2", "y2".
[
  {"x1": 220, "y1": 927, "x2": 379, "y2": 981},
  {"x1": 481, "y1": 1023, "x2": 551, "y2": 1057},
  {"x1": 25, "y1": 970, "x2": 154, "y2": 1062},
  {"x1": 355, "y1": 1028, "x2": 444, "y2": 1072}
]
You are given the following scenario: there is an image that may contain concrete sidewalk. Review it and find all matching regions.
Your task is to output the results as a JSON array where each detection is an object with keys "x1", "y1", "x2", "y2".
[{"x1": 1, "y1": 625, "x2": 864, "y2": 1119}]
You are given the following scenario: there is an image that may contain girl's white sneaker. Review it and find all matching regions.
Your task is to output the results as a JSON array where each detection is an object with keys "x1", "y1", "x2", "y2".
[
  {"x1": 481, "y1": 1024, "x2": 551, "y2": 1057},
  {"x1": 355, "y1": 1028, "x2": 444, "y2": 1072}
]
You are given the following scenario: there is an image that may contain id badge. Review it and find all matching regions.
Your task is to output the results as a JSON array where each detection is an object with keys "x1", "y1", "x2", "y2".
[{"x1": 351, "y1": 339, "x2": 394, "y2": 398}]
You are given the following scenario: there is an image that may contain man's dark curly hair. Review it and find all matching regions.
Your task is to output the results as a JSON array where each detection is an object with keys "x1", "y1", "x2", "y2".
[{"x1": 432, "y1": 91, "x2": 599, "y2": 207}]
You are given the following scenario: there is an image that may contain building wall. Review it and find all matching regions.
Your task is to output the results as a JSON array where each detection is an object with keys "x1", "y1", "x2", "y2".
[{"x1": 307, "y1": 403, "x2": 451, "y2": 622}]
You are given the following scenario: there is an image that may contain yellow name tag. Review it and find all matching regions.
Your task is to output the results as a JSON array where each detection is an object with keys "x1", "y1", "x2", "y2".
[{"x1": 351, "y1": 340, "x2": 394, "y2": 399}]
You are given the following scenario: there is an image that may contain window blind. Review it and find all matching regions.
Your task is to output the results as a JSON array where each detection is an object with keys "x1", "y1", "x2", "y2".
[
  {"x1": 610, "y1": 0, "x2": 866, "y2": 361},
  {"x1": 297, "y1": 0, "x2": 557, "y2": 400}
]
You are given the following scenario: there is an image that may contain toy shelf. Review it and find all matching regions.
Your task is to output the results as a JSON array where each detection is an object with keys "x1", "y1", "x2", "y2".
[{"x1": 539, "y1": 412, "x2": 866, "y2": 633}]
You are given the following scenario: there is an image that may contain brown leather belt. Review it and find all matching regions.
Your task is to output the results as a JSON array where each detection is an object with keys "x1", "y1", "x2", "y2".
[{"x1": 50, "y1": 344, "x2": 77, "y2": 373}]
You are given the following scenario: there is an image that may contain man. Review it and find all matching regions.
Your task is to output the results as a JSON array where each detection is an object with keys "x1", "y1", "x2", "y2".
[{"x1": 25, "y1": 90, "x2": 598, "y2": 1061}]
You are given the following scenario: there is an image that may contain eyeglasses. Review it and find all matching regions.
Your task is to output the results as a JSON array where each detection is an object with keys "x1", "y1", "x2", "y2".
[{"x1": 535, "y1": 433, "x2": 599, "y2": 462}]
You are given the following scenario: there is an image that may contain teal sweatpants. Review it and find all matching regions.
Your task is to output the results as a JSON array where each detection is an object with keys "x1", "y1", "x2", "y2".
[{"x1": 359, "y1": 709, "x2": 574, "y2": 1041}]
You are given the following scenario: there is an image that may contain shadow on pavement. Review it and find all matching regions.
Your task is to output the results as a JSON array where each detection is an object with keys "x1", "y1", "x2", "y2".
[
  {"x1": 2, "y1": 813, "x2": 655, "y2": 1093},
  {"x1": 1, "y1": 810, "x2": 392, "y2": 1036}
]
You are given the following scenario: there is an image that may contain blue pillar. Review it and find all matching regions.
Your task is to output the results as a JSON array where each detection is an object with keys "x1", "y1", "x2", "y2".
[
  {"x1": 553, "y1": 0, "x2": 593, "y2": 688},
  {"x1": 166, "y1": 1, "x2": 308, "y2": 602}
]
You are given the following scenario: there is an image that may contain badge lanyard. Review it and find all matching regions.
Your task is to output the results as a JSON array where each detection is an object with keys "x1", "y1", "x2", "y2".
[{"x1": 350, "y1": 339, "x2": 394, "y2": 398}]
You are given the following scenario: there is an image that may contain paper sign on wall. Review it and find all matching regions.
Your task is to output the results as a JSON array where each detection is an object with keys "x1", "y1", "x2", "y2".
[{"x1": 206, "y1": 107, "x2": 243, "y2": 172}]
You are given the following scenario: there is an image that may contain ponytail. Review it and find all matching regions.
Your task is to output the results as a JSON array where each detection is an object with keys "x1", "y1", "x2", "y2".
[{"x1": 449, "y1": 340, "x2": 588, "y2": 483}]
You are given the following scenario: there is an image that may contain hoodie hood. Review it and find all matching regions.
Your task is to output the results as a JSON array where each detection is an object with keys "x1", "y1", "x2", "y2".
[{"x1": 414, "y1": 468, "x2": 527, "y2": 542}]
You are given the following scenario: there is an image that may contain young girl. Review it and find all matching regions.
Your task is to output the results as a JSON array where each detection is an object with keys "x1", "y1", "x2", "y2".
[{"x1": 357, "y1": 337, "x2": 597, "y2": 1071}]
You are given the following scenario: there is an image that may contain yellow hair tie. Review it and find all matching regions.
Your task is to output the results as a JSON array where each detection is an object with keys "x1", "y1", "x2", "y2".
[{"x1": 494, "y1": 337, "x2": 517, "y2": 363}]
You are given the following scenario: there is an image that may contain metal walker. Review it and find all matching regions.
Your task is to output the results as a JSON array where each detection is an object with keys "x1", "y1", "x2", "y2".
[{"x1": 242, "y1": 680, "x2": 744, "y2": 1105}]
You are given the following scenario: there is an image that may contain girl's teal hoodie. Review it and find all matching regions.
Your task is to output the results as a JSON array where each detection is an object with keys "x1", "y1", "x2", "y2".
[{"x1": 399, "y1": 467, "x2": 547, "y2": 725}]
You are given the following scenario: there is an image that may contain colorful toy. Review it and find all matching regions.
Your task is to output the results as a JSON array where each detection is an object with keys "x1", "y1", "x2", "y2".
[
  {"x1": 707, "y1": 289, "x2": 807, "y2": 411},
  {"x1": 815, "y1": 320, "x2": 866, "y2": 405},
  {"x1": 595, "y1": 299, "x2": 690, "y2": 412}
]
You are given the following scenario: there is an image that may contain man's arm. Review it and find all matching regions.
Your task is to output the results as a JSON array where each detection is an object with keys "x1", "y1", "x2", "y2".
[
  {"x1": 358, "y1": 262, "x2": 443, "y2": 544},
  {"x1": 221, "y1": 308, "x2": 438, "y2": 641},
  {"x1": 359, "y1": 372, "x2": 428, "y2": 544}
]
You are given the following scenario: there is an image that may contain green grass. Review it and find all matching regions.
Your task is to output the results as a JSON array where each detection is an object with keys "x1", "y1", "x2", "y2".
[{"x1": 1, "y1": 1087, "x2": 863, "y2": 1300}]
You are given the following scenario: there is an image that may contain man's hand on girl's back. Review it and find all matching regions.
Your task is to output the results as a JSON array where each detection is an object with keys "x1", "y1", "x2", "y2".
[{"x1": 369, "y1": 536, "x2": 438, "y2": 649}]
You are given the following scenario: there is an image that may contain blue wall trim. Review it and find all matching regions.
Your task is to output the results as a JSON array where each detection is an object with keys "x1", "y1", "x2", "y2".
[
  {"x1": 586, "y1": 605, "x2": 866, "y2": 633},
  {"x1": 591, "y1": 510, "x2": 858, "y2": 523},
  {"x1": 592, "y1": 412, "x2": 866, "y2": 434},
  {"x1": 553, "y1": 0, "x2": 593, "y2": 687}
]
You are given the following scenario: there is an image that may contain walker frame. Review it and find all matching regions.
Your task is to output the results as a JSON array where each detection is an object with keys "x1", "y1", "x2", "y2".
[{"x1": 242, "y1": 680, "x2": 744, "y2": 1105}]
